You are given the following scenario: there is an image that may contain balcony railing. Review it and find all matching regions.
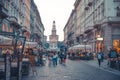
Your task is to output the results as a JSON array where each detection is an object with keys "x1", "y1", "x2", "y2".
[
  {"x1": 26, "y1": 28, "x2": 31, "y2": 33},
  {"x1": 84, "y1": 5, "x2": 89, "y2": 10},
  {"x1": 21, "y1": 26, "x2": 27, "y2": 33},
  {"x1": 88, "y1": 0, "x2": 93, "y2": 6},
  {"x1": 9, "y1": 16, "x2": 22, "y2": 29},
  {"x1": 9, "y1": 16, "x2": 18, "y2": 24},
  {"x1": 84, "y1": 24, "x2": 93, "y2": 33},
  {"x1": 93, "y1": 20, "x2": 101, "y2": 28},
  {"x1": 0, "y1": 6, "x2": 8, "y2": 18},
  {"x1": 107, "y1": 17, "x2": 120, "y2": 24}
]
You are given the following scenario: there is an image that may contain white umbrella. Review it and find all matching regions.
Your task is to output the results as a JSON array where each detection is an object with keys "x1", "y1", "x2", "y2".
[{"x1": 0, "y1": 35, "x2": 12, "y2": 46}]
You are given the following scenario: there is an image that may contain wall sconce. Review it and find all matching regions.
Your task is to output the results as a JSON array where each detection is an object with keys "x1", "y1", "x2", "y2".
[{"x1": 97, "y1": 37, "x2": 103, "y2": 41}]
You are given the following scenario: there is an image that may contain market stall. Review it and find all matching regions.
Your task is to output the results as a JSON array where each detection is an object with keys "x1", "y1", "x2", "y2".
[
  {"x1": 22, "y1": 41, "x2": 38, "y2": 76},
  {"x1": 0, "y1": 35, "x2": 13, "y2": 80},
  {"x1": 68, "y1": 44, "x2": 92, "y2": 60}
]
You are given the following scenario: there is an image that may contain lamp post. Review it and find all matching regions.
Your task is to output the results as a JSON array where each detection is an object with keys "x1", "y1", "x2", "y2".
[
  {"x1": 83, "y1": 39, "x2": 87, "y2": 52},
  {"x1": 17, "y1": 36, "x2": 26, "y2": 80},
  {"x1": 12, "y1": 31, "x2": 26, "y2": 80}
]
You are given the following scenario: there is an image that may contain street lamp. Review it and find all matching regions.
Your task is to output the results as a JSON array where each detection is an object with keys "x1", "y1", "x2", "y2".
[
  {"x1": 83, "y1": 39, "x2": 87, "y2": 52},
  {"x1": 9, "y1": 16, "x2": 26, "y2": 80}
]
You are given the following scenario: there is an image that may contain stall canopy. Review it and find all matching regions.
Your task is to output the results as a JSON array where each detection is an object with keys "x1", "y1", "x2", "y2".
[
  {"x1": 0, "y1": 35, "x2": 12, "y2": 46},
  {"x1": 69, "y1": 44, "x2": 92, "y2": 50},
  {"x1": 25, "y1": 41, "x2": 38, "y2": 48}
]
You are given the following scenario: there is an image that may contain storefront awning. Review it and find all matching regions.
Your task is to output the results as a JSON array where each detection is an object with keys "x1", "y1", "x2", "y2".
[
  {"x1": 25, "y1": 41, "x2": 38, "y2": 48},
  {"x1": 69, "y1": 44, "x2": 92, "y2": 50},
  {"x1": 0, "y1": 35, "x2": 12, "y2": 46}
]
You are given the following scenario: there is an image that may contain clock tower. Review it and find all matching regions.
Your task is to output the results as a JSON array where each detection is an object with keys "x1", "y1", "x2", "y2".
[{"x1": 49, "y1": 21, "x2": 59, "y2": 51}]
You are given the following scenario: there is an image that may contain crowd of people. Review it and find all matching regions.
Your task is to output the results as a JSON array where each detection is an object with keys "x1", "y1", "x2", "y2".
[
  {"x1": 25, "y1": 47, "x2": 120, "y2": 76},
  {"x1": 27, "y1": 50, "x2": 67, "y2": 74},
  {"x1": 21, "y1": 49, "x2": 68, "y2": 76},
  {"x1": 97, "y1": 48, "x2": 120, "y2": 68},
  {"x1": 47, "y1": 51, "x2": 67, "y2": 66}
]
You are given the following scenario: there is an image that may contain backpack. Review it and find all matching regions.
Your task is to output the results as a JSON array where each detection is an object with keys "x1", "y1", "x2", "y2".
[
  {"x1": 110, "y1": 51, "x2": 117, "y2": 58},
  {"x1": 98, "y1": 53, "x2": 102, "y2": 59}
]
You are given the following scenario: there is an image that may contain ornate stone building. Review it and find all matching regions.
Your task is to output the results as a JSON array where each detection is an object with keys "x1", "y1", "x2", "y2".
[
  {"x1": 49, "y1": 21, "x2": 59, "y2": 51},
  {"x1": 64, "y1": 0, "x2": 120, "y2": 56}
]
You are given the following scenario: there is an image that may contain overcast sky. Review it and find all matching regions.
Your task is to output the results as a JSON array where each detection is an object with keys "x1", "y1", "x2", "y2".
[{"x1": 34, "y1": 0, "x2": 75, "y2": 41}]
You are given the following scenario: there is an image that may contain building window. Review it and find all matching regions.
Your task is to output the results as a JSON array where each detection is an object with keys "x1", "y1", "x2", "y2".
[
  {"x1": 2, "y1": 23, "x2": 8, "y2": 32},
  {"x1": 101, "y1": 2, "x2": 104, "y2": 18},
  {"x1": 116, "y1": 6, "x2": 120, "y2": 17},
  {"x1": 117, "y1": 12, "x2": 120, "y2": 16}
]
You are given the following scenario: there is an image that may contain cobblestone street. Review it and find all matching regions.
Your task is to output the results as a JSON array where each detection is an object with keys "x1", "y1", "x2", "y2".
[{"x1": 22, "y1": 59, "x2": 120, "y2": 80}]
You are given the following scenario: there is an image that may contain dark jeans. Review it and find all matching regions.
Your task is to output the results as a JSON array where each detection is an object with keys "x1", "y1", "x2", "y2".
[
  {"x1": 98, "y1": 59, "x2": 101, "y2": 67},
  {"x1": 53, "y1": 58, "x2": 57, "y2": 66},
  {"x1": 59, "y1": 57, "x2": 63, "y2": 64}
]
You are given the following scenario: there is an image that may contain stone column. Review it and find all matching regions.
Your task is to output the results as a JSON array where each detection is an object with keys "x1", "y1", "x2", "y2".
[{"x1": 103, "y1": 23, "x2": 112, "y2": 57}]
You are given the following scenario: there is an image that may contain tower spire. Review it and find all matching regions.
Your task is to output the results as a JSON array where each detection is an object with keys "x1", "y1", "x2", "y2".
[
  {"x1": 52, "y1": 20, "x2": 56, "y2": 30},
  {"x1": 52, "y1": 20, "x2": 56, "y2": 35}
]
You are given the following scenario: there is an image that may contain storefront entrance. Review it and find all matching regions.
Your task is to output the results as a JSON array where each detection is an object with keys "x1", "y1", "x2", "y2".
[{"x1": 113, "y1": 39, "x2": 120, "y2": 54}]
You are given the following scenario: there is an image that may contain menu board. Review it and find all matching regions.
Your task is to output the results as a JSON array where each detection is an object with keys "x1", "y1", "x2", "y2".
[
  {"x1": 6, "y1": 56, "x2": 11, "y2": 80},
  {"x1": 0, "y1": 57, "x2": 5, "y2": 79},
  {"x1": 0, "y1": 57, "x2": 5, "y2": 70}
]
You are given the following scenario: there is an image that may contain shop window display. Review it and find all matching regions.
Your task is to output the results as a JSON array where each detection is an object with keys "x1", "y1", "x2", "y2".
[{"x1": 113, "y1": 40, "x2": 120, "y2": 54}]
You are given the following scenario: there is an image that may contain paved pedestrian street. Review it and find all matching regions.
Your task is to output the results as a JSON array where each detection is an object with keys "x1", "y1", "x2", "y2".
[{"x1": 22, "y1": 59, "x2": 120, "y2": 80}]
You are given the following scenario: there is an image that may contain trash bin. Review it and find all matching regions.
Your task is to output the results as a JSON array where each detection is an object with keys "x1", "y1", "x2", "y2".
[
  {"x1": 0, "y1": 57, "x2": 5, "y2": 80},
  {"x1": 0, "y1": 70, "x2": 5, "y2": 80},
  {"x1": 118, "y1": 60, "x2": 120, "y2": 71},
  {"x1": 22, "y1": 58, "x2": 30, "y2": 76},
  {"x1": 11, "y1": 62, "x2": 18, "y2": 80},
  {"x1": 110, "y1": 60, "x2": 116, "y2": 68}
]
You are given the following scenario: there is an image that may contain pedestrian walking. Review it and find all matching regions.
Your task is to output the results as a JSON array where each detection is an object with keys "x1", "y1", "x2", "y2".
[
  {"x1": 97, "y1": 52, "x2": 102, "y2": 67},
  {"x1": 29, "y1": 49, "x2": 37, "y2": 76},
  {"x1": 59, "y1": 51, "x2": 63, "y2": 64},
  {"x1": 108, "y1": 48, "x2": 118, "y2": 68},
  {"x1": 48, "y1": 54, "x2": 52, "y2": 66},
  {"x1": 63, "y1": 53, "x2": 67, "y2": 64},
  {"x1": 52, "y1": 52, "x2": 58, "y2": 66}
]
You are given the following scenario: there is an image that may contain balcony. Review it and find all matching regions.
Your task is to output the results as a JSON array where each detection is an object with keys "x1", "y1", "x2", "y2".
[
  {"x1": 93, "y1": 20, "x2": 101, "y2": 28},
  {"x1": 84, "y1": 6, "x2": 89, "y2": 10},
  {"x1": 9, "y1": 16, "x2": 22, "y2": 29},
  {"x1": 26, "y1": 28, "x2": 31, "y2": 33},
  {"x1": 21, "y1": 26, "x2": 27, "y2": 33},
  {"x1": 107, "y1": 17, "x2": 120, "y2": 24},
  {"x1": 0, "y1": 6, "x2": 8, "y2": 18},
  {"x1": 84, "y1": 25, "x2": 93, "y2": 33},
  {"x1": 88, "y1": 1, "x2": 93, "y2": 6}
]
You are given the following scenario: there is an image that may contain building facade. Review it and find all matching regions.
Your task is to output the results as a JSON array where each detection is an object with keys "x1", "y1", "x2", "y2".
[
  {"x1": 82, "y1": 0, "x2": 120, "y2": 55},
  {"x1": 0, "y1": 0, "x2": 45, "y2": 49},
  {"x1": 0, "y1": 0, "x2": 9, "y2": 33},
  {"x1": 49, "y1": 21, "x2": 59, "y2": 51},
  {"x1": 64, "y1": 9, "x2": 76, "y2": 47},
  {"x1": 30, "y1": 0, "x2": 45, "y2": 49},
  {"x1": 64, "y1": 0, "x2": 120, "y2": 56},
  {"x1": 24, "y1": 0, "x2": 31, "y2": 40}
]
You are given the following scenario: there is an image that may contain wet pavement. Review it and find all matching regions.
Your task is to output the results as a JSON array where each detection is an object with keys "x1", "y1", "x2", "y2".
[{"x1": 22, "y1": 59, "x2": 120, "y2": 80}]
